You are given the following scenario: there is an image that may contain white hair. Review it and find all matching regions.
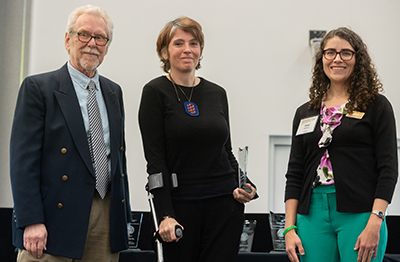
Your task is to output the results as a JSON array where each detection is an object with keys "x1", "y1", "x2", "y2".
[{"x1": 66, "y1": 5, "x2": 114, "y2": 46}]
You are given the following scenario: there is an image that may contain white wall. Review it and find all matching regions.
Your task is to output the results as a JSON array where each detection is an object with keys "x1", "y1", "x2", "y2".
[{"x1": 2, "y1": 0, "x2": 399, "y2": 214}]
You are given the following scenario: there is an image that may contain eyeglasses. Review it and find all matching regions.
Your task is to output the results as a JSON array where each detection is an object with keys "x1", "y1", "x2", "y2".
[
  {"x1": 70, "y1": 31, "x2": 109, "y2": 46},
  {"x1": 322, "y1": 49, "x2": 355, "y2": 61}
]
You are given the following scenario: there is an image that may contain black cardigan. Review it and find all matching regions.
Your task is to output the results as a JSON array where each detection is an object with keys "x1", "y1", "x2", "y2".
[{"x1": 285, "y1": 94, "x2": 398, "y2": 215}]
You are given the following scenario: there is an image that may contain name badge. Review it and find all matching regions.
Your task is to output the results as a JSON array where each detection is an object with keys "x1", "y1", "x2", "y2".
[
  {"x1": 346, "y1": 111, "x2": 365, "y2": 119},
  {"x1": 296, "y1": 115, "x2": 319, "y2": 136}
]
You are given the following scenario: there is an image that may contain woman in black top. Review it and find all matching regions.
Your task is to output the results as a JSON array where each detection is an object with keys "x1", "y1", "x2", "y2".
[
  {"x1": 284, "y1": 27, "x2": 398, "y2": 262},
  {"x1": 138, "y1": 16, "x2": 257, "y2": 262}
]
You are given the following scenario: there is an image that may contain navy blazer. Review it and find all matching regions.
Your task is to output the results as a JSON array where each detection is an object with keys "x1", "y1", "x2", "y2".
[{"x1": 10, "y1": 63, "x2": 132, "y2": 259}]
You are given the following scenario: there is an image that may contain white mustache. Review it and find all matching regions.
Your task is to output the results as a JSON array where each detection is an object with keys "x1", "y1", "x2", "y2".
[{"x1": 81, "y1": 48, "x2": 100, "y2": 55}]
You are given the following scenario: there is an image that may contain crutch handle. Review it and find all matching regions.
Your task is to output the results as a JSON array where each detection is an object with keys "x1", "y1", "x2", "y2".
[{"x1": 175, "y1": 225, "x2": 183, "y2": 238}]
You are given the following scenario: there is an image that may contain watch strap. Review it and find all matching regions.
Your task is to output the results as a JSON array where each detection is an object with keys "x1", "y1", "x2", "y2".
[{"x1": 371, "y1": 210, "x2": 384, "y2": 220}]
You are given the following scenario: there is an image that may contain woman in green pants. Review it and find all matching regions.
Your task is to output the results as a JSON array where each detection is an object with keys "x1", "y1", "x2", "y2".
[{"x1": 284, "y1": 27, "x2": 398, "y2": 262}]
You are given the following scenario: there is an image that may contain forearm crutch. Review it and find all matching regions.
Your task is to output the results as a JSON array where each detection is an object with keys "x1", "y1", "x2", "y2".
[{"x1": 146, "y1": 172, "x2": 182, "y2": 262}]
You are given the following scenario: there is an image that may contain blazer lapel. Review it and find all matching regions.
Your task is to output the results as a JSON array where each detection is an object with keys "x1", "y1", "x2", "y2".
[
  {"x1": 100, "y1": 78, "x2": 121, "y2": 179},
  {"x1": 54, "y1": 64, "x2": 95, "y2": 176}
]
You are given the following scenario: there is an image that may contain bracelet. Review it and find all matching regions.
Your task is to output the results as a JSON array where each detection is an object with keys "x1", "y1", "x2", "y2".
[{"x1": 283, "y1": 225, "x2": 298, "y2": 236}]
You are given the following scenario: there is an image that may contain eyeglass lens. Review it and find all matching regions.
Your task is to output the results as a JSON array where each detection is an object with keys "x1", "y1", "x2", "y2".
[
  {"x1": 324, "y1": 49, "x2": 354, "y2": 61},
  {"x1": 72, "y1": 31, "x2": 108, "y2": 46}
]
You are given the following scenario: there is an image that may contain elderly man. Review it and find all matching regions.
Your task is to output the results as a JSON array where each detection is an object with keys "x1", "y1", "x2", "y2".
[{"x1": 10, "y1": 5, "x2": 131, "y2": 261}]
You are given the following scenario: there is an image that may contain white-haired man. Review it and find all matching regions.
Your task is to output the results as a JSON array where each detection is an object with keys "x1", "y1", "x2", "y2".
[{"x1": 10, "y1": 5, "x2": 131, "y2": 261}]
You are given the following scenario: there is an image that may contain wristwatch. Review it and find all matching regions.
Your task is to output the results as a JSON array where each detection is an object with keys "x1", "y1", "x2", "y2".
[{"x1": 371, "y1": 210, "x2": 385, "y2": 220}]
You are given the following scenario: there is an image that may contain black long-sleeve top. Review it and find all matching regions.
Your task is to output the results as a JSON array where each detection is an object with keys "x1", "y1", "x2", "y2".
[
  {"x1": 285, "y1": 94, "x2": 398, "y2": 215},
  {"x1": 139, "y1": 76, "x2": 240, "y2": 221}
]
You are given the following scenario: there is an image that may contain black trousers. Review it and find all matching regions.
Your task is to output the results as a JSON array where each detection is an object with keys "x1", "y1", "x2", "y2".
[{"x1": 161, "y1": 194, "x2": 245, "y2": 262}]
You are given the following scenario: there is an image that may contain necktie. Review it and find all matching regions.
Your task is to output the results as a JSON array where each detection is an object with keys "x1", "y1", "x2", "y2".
[{"x1": 87, "y1": 80, "x2": 109, "y2": 199}]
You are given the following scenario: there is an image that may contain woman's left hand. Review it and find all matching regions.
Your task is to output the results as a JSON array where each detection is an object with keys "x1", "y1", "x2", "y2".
[
  {"x1": 354, "y1": 217, "x2": 381, "y2": 262},
  {"x1": 233, "y1": 183, "x2": 256, "y2": 204}
]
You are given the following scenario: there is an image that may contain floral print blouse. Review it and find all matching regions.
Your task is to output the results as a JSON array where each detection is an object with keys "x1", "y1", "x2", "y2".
[{"x1": 313, "y1": 102, "x2": 347, "y2": 188}]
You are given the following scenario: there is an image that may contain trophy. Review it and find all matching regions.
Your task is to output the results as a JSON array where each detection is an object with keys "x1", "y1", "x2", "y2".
[
  {"x1": 269, "y1": 211, "x2": 286, "y2": 251},
  {"x1": 238, "y1": 146, "x2": 251, "y2": 193},
  {"x1": 239, "y1": 219, "x2": 257, "y2": 252},
  {"x1": 128, "y1": 212, "x2": 143, "y2": 249}
]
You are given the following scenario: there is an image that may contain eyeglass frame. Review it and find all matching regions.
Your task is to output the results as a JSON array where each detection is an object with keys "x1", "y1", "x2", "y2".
[
  {"x1": 322, "y1": 49, "x2": 356, "y2": 61},
  {"x1": 69, "y1": 30, "x2": 109, "y2": 46}
]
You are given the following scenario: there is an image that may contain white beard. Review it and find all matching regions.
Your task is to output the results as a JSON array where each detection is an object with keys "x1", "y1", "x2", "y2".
[
  {"x1": 80, "y1": 56, "x2": 100, "y2": 71},
  {"x1": 80, "y1": 48, "x2": 101, "y2": 71}
]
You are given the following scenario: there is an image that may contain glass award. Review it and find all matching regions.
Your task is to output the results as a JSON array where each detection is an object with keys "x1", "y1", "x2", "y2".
[
  {"x1": 128, "y1": 212, "x2": 143, "y2": 249},
  {"x1": 238, "y1": 146, "x2": 251, "y2": 193},
  {"x1": 239, "y1": 219, "x2": 257, "y2": 252},
  {"x1": 269, "y1": 211, "x2": 286, "y2": 251}
]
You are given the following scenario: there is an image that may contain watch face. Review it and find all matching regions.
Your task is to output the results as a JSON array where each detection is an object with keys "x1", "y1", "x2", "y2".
[{"x1": 373, "y1": 210, "x2": 384, "y2": 219}]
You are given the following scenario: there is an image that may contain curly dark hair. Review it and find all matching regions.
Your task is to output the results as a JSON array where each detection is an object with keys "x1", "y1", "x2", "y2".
[{"x1": 309, "y1": 27, "x2": 383, "y2": 113}]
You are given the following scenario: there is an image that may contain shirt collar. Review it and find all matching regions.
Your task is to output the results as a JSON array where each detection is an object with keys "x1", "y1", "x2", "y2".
[{"x1": 67, "y1": 61, "x2": 100, "y2": 90}]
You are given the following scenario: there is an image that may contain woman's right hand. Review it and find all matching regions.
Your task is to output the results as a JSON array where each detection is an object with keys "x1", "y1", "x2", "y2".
[
  {"x1": 285, "y1": 229, "x2": 304, "y2": 262},
  {"x1": 158, "y1": 217, "x2": 184, "y2": 242}
]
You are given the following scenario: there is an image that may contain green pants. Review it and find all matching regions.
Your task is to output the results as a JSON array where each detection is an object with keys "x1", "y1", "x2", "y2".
[{"x1": 297, "y1": 185, "x2": 387, "y2": 262}]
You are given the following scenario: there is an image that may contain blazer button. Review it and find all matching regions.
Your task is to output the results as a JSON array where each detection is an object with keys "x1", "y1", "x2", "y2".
[
  {"x1": 58, "y1": 203, "x2": 63, "y2": 209},
  {"x1": 121, "y1": 174, "x2": 125, "y2": 178},
  {"x1": 120, "y1": 147, "x2": 124, "y2": 151},
  {"x1": 121, "y1": 199, "x2": 125, "y2": 203},
  {"x1": 62, "y1": 175, "x2": 68, "y2": 181},
  {"x1": 61, "y1": 148, "x2": 67, "y2": 154}
]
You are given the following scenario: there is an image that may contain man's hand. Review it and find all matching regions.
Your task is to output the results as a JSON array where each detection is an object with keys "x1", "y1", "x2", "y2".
[{"x1": 24, "y1": 223, "x2": 47, "y2": 259}]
